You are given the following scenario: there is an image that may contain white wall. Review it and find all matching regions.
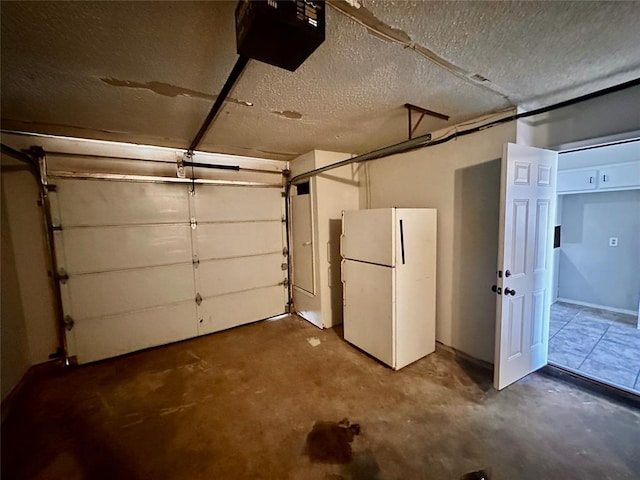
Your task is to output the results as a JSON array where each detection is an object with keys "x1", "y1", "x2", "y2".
[
  {"x1": 290, "y1": 150, "x2": 359, "y2": 328},
  {"x1": 559, "y1": 140, "x2": 640, "y2": 170},
  {"x1": 518, "y1": 84, "x2": 640, "y2": 149},
  {"x1": 1, "y1": 165, "x2": 60, "y2": 365},
  {"x1": 1, "y1": 170, "x2": 32, "y2": 401},
  {"x1": 558, "y1": 190, "x2": 640, "y2": 312},
  {"x1": 363, "y1": 120, "x2": 516, "y2": 363},
  {"x1": 361, "y1": 85, "x2": 640, "y2": 363}
]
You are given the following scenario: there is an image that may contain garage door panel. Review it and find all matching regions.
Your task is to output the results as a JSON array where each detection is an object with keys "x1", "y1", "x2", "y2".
[
  {"x1": 69, "y1": 263, "x2": 195, "y2": 319},
  {"x1": 57, "y1": 179, "x2": 190, "y2": 226},
  {"x1": 51, "y1": 177, "x2": 286, "y2": 364},
  {"x1": 198, "y1": 253, "x2": 284, "y2": 297},
  {"x1": 194, "y1": 186, "x2": 282, "y2": 222},
  {"x1": 74, "y1": 301, "x2": 197, "y2": 364},
  {"x1": 199, "y1": 286, "x2": 286, "y2": 334},
  {"x1": 197, "y1": 221, "x2": 282, "y2": 260},
  {"x1": 63, "y1": 225, "x2": 192, "y2": 274}
]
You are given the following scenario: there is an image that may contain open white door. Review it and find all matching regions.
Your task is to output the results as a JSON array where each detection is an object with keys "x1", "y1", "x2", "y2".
[{"x1": 494, "y1": 143, "x2": 558, "y2": 390}]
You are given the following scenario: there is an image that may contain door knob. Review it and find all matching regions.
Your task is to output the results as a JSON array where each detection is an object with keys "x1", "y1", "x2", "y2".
[{"x1": 504, "y1": 287, "x2": 516, "y2": 296}]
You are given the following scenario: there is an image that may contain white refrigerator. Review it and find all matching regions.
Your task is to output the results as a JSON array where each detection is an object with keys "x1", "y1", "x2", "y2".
[{"x1": 341, "y1": 208, "x2": 437, "y2": 370}]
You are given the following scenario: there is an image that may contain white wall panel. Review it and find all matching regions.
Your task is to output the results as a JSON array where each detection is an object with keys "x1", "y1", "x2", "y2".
[
  {"x1": 69, "y1": 264, "x2": 195, "y2": 319},
  {"x1": 194, "y1": 186, "x2": 282, "y2": 222},
  {"x1": 199, "y1": 286, "x2": 286, "y2": 334},
  {"x1": 198, "y1": 253, "x2": 284, "y2": 298},
  {"x1": 74, "y1": 302, "x2": 197, "y2": 364},
  {"x1": 56, "y1": 179, "x2": 190, "y2": 226},
  {"x1": 63, "y1": 225, "x2": 192, "y2": 274},
  {"x1": 197, "y1": 221, "x2": 282, "y2": 260}
]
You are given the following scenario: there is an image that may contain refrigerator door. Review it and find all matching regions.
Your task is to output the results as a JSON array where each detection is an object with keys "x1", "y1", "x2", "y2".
[
  {"x1": 394, "y1": 208, "x2": 438, "y2": 369},
  {"x1": 342, "y1": 208, "x2": 395, "y2": 267},
  {"x1": 343, "y1": 259, "x2": 395, "y2": 368}
]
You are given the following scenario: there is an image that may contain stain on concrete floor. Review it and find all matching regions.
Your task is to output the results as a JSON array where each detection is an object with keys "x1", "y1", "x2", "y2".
[
  {"x1": 2, "y1": 315, "x2": 639, "y2": 479},
  {"x1": 305, "y1": 418, "x2": 360, "y2": 464}
]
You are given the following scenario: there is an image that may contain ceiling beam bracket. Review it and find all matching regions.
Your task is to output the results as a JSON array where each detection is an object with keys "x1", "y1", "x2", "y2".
[{"x1": 404, "y1": 103, "x2": 449, "y2": 140}]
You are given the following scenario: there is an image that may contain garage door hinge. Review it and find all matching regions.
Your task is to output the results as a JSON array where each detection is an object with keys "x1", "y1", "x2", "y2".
[
  {"x1": 190, "y1": 218, "x2": 197, "y2": 229},
  {"x1": 281, "y1": 279, "x2": 289, "y2": 287},
  {"x1": 195, "y1": 293, "x2": 203, "y2": 306},
  {"x1": 282, "y1": 246, "x2": 288, "y2": 255},
  {"x1": 282, "y1": 216, "x2": 286, "y2": 223},
  {"x1": 50, "y1": 225, "x2": 63, "y2": 231},
  {"x1": 56, "y1": 269, "x2": 69, "y2": 284},
  {"x1": 192, "y1": 255, "x2": 200, "y2": 267},
  {"x1": 63, "y1": 315, "x2": 74, "y2": 331},
  {"x1": 281, "y1": 263, "x2": 288, "y2": 271}
]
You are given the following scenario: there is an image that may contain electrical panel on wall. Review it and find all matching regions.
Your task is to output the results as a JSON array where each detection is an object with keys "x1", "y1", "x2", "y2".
[{"x1": 235, "y1": 0, "x2": 325, "y2": 72}]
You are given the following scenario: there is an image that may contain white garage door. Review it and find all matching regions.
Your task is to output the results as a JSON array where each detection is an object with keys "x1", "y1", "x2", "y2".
[{"x1": 49, "y1": 178, "x2": 286, "y2": 364}]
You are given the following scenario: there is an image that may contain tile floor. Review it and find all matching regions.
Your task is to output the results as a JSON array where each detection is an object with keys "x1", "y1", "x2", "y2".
[{"x1": 549, "y1": 302, "x2": 640, "y2": 394}]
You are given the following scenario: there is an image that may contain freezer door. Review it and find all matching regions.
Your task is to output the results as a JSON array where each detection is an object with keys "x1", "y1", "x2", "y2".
[
  {"x1": 343, "y1": 259, "x2": 395, "y2": 368},
  {"x1": 341, "y1": 208, "x2": 395, "y2": 266}
]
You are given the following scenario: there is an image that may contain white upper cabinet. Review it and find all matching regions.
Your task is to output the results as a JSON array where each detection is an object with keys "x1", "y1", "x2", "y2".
[
  {"x1": 598, "y1": 161, "x2": 640, "y2": 190},
  {"x1": 557, "y1": 168, "x2": 598, "y2": 193},
  {"x1": 557, "y1": 160, "x2": 640, "y2": 194}
]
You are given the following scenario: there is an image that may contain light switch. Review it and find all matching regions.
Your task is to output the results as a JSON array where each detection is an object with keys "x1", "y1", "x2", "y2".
[{"x1": 609, "y1": 237, "x2": 618, "y2": 247}]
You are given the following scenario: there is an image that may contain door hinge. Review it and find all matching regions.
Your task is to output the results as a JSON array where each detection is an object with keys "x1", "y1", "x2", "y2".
[
  {"x1": 190, "y1": 217, "x2": 197, "y2": 230},
  {"x1": 281, "y1": 263, "x2": 288, "y2": 271},
  {"x1": 281, "y1": 279, "x2": 289, "y2": 287},
  {"x1": 192, "y1": 255, "x2": 200, "y2": 267},
  {"x1": 195, "y1": 292, "x2": 203, "y2": 306},
  {"x1": 57, "y1": 269, "x2": 69, "y2": 284},
  {"x1": 63, "y1": 315, "x2": 75, "y2": 331},
  {"x1": 282, "y1": 246, "x2": 289, "y2": 256}
]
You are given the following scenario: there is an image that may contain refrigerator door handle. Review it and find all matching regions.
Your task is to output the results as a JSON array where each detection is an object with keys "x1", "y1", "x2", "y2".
[
  {"x1": 339, "y1": 234, "x2": 344, "y2": 257},
  {"x1": 341, "y1": 259, "x2": 346, "y2": 306},
  {"x1": 399, "y1": 219, "x2": 406, "y2": 265}
]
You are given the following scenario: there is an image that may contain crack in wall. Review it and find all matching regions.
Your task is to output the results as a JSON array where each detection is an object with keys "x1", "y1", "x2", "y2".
[
  {"x1": 327, "y1": 0, "x2": 513, "y2": 102},
  {"x1": 99, "y1": 78, "x2": 254, "y2": 106},
  {"x1": 2, "y1": 118, "x2": 129, "y2": 135}
]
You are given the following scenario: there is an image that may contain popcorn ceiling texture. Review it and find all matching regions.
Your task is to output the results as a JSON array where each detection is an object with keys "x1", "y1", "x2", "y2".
[{"x1": 1, "y1": 1, "x2": 639, "y2": 160}]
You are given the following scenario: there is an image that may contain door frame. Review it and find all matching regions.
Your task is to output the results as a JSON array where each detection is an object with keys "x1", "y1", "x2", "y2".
[{"x1": 545, "y1": 131, "x2": 640, "y2": 395}]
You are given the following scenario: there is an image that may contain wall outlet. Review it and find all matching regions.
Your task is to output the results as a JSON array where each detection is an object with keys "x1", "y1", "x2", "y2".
[{"x1": 609, "y1": 237, "x2": 618, "y2": 247}]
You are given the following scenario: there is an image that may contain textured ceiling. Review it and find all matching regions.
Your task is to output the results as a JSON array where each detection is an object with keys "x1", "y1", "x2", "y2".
[{"x1": 2, "y1": 1, "x2": 640, "y2": 160}]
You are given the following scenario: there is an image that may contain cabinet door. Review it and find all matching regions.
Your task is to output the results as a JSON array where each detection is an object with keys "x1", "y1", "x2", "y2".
[
  {"x1": 557, "y1": 169, "x2": 597, "y2": 193},
  {"x1": 599, "y1": 162, "x2": 640, "y2": 190}
]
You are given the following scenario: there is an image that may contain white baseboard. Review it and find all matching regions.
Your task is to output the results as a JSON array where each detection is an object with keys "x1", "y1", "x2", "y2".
[{"x1": 555, "y1": 298, "x2": 637, "y2": 317}]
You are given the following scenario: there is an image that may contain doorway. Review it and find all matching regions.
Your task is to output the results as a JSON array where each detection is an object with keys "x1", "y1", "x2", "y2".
[{"x1": 549, "y1": 139, "x2": 640, "y2": 394}]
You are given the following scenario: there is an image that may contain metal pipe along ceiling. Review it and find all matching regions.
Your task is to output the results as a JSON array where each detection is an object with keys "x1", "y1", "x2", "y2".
[{"x1": 288, "y1": 77, "x2": 640, "y2": 185}]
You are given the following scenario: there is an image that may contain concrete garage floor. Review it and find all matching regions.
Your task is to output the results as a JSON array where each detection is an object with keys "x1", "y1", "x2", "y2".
[{"x1": 2, "y1": 315, "x2": 639, "y2": 480}]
